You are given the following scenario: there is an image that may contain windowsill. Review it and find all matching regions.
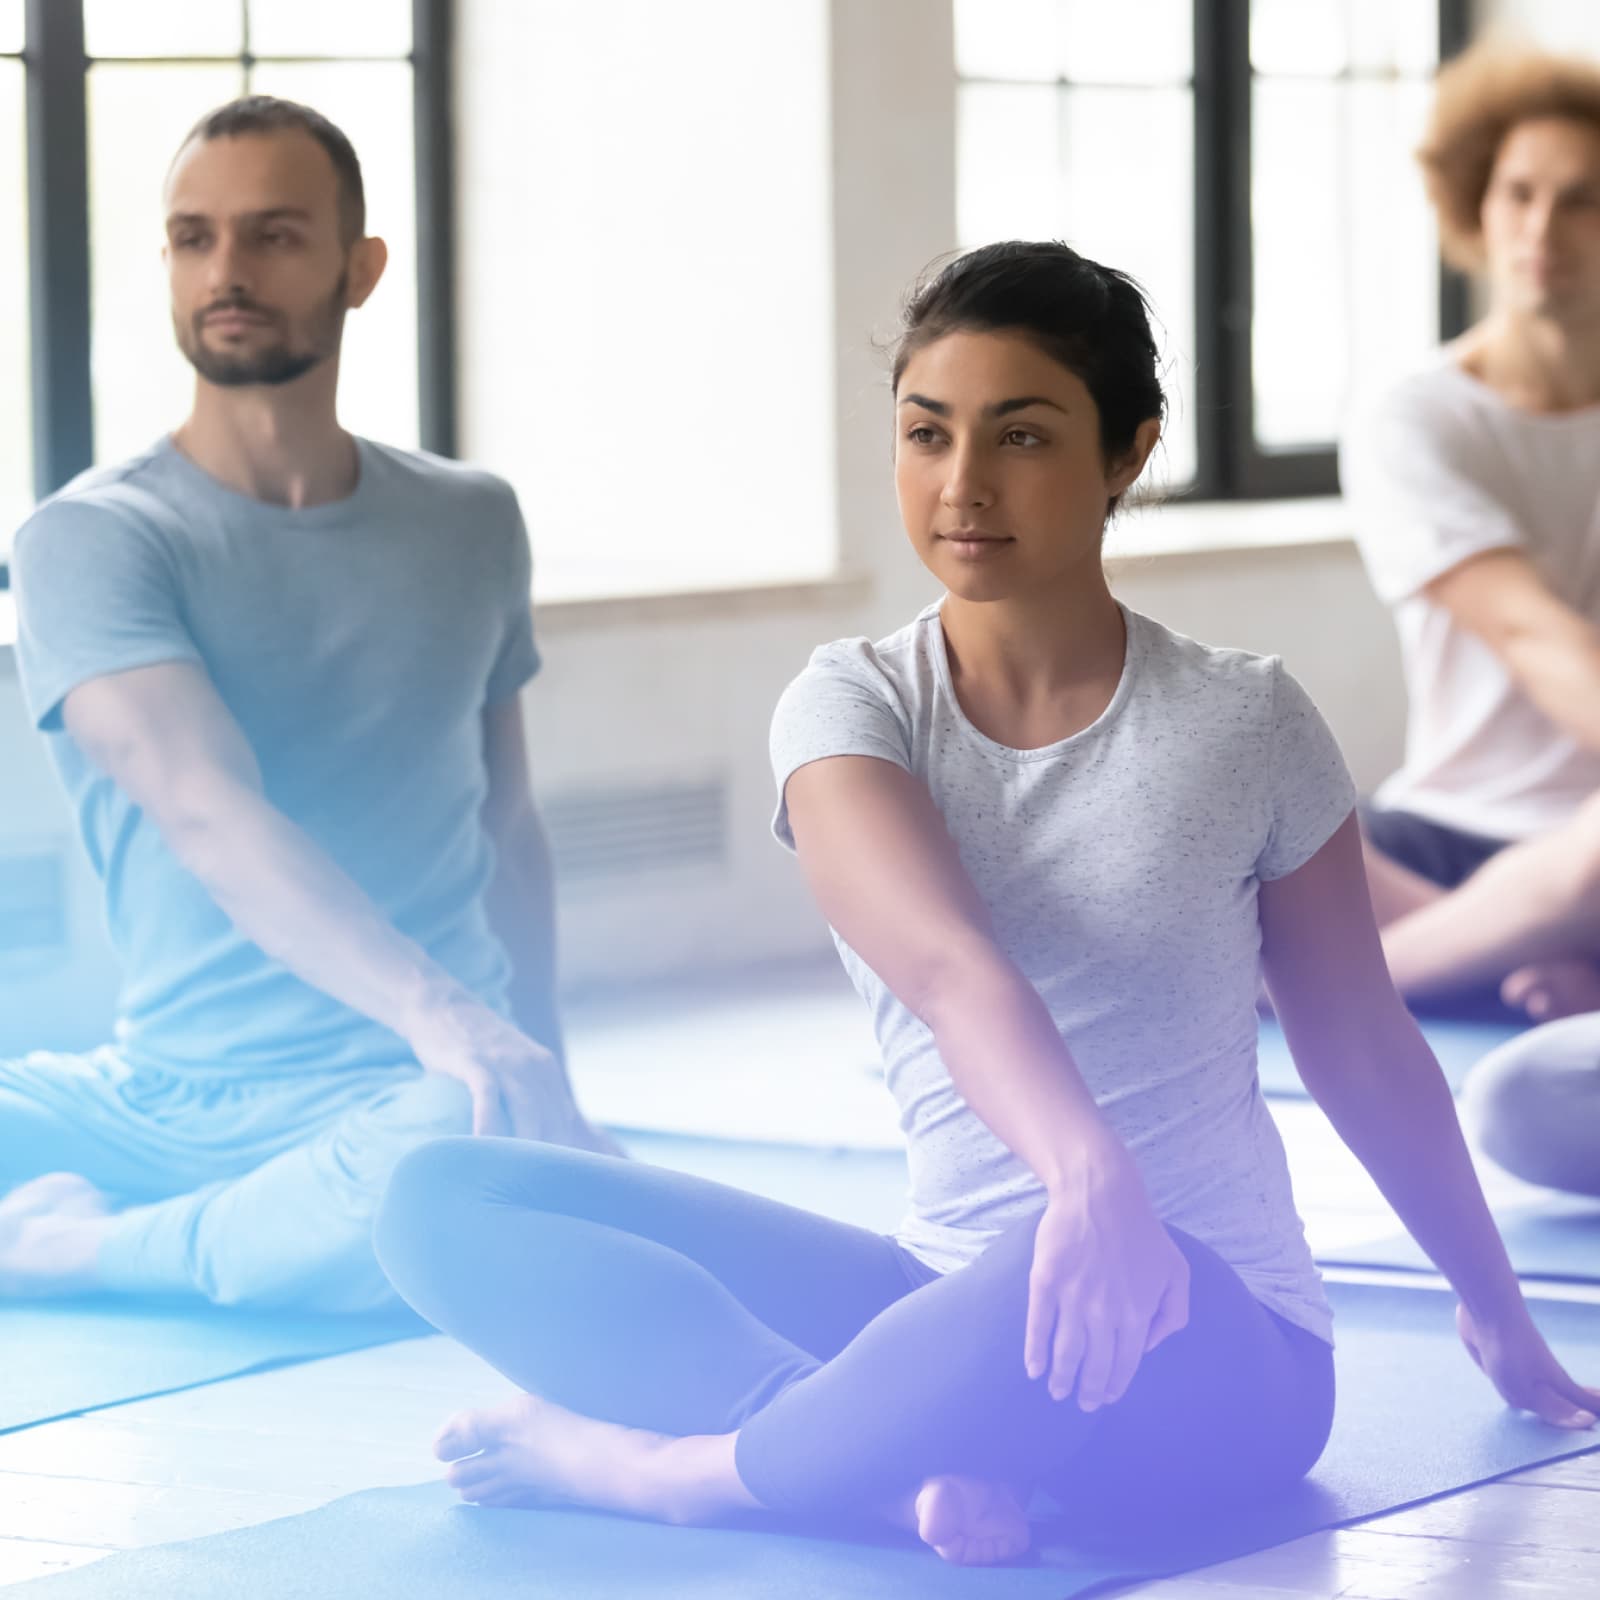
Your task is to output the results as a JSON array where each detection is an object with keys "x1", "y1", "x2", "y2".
[
  {"x1": 532, "y1": 567, "x2": 876, "y2": 630},
  {"x1": 1105, "y1": 494, "x2": 1353, "y2": 563}
]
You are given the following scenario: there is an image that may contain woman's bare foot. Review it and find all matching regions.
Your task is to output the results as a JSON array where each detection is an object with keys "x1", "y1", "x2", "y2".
[
  {"x1": 1502, "y1": 959, "x2": 1600, "y2": 1023},
  {"x1": 894, "y1": 1474, "x2": 1032, "y2": 1566},
  {"x1": 0, "y1": 1174, "x2": 115, "y2": 1296},
  {"x1": 433, "y1": 1393, "x2": 753, "y2": 1524}
]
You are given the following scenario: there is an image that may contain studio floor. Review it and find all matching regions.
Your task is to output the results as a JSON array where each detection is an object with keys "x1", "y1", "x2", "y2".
[{"x1": 2, "y1": 966, "x2": 1597, "y2": 1597}]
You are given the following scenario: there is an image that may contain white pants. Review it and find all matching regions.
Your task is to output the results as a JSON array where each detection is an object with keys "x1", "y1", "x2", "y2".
[{"x1": 1461, "y1": 1015, "x2": 1600, "y2": 1199}]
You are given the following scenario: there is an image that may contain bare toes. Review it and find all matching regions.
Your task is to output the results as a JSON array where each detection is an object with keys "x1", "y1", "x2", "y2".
[{"x1": 434, "y1": 1410, "x2": 490, "y2": 1462}]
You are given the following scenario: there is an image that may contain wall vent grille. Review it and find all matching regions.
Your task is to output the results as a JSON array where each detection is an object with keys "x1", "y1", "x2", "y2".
[{"x1": 542, "y1": 779, "x2": 728, "y2": 883}]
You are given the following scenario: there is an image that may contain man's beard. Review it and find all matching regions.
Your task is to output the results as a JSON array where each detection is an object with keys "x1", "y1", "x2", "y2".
[{"x1": 176, "y1": 272, "x2": 347, "y2": 388}]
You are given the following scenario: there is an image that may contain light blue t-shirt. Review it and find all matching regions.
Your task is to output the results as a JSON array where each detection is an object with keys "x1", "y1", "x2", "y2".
[{"x1": 11, "y1": 435, "x2": 541, "y2": 1079}]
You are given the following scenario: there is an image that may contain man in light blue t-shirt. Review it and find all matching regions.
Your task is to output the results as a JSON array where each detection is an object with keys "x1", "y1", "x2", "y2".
[{"x1": 0, "y1": 95, "x2": 612, "y2": 1312}]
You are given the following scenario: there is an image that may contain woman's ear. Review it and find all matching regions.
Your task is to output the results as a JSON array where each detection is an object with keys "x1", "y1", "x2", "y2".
[{"x1": 1107, "y1": 416, "x2": 1162, "y2": 498}]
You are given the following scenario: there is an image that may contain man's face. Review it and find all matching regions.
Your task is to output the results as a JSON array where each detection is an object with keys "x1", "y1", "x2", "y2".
[
  {"x1": 1480, "y1": 115, "x2": 1600, "y2": 324},
  {"x1": 162, "y1": 128, "x2": 377, "y2": 387}
]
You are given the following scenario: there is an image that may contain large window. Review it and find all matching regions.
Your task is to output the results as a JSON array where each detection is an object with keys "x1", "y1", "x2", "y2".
[
  {"x1": 956, "y1": 0, "x2": 1468, "y2": 501},
  {"x1": 2, "y1": 0, "x2": 447, "y2": 567}
]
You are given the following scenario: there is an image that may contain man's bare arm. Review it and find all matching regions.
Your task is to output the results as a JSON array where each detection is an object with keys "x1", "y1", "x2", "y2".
[
  {"x1": 1424, "y1": 549, "x2": 1600, "y2": 751},
  {"x1": 63, "y1": 660, "x2": 576, "y2": 1138},
  {"x1": 480, "y1": 698, "x2": 565, "y2": 1065}
]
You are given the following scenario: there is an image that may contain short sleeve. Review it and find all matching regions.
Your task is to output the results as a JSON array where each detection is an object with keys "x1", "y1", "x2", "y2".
[
  {"x1": 769, "y1": 640, "x2": 913, "y2": 850},
  {"x1": 11, "y1": 497, "x2": 204, "y2": 733},
  {"x1": 484, "y1": 489, "x2": 542, "y2": 704},
  {"x1": 1339, "y1": 377, "x2": 1524, "y2": 605},
  {"x1": 1255, "y1": 661, "x2": 1358, "y2": 881}
]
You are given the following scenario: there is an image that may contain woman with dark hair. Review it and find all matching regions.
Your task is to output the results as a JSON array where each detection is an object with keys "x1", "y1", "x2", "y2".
[{"x1": 374, "y1": 242, "x2": 1597, "y2": 1568}]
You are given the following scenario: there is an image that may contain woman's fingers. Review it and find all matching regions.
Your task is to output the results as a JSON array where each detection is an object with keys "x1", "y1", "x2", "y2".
[
  {"x1": 1143, "y1": 1273, "x2": 1190, "y2": 1354},
  {"x1": 1023, "y1": 1273, "x2": 1056, "y2": 1381},
  {"x1": 1048, "y1": 1307, "x2": 1088, "y2": 1402},
  {"x1": 1101, "y1": 1322, "x2": 1147, "y2": 1406},
  {"x1": 1528, "y1": 1382, "x2": 1598, "y2": 1429},
  {"x1": 1070, "y1": 1319, "x2": 1114, "y2": 1410}
]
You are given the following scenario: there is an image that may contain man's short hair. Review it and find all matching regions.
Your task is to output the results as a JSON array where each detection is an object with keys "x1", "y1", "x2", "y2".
[
  {"x1": 1419, "y1": 42, "x2": 1600, "y2": 270},
  {"x1": 172, "y1": 94, "x2": 366, "y2": 245}
]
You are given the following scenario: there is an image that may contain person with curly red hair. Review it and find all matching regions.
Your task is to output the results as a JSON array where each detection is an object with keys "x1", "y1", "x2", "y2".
[{"x1": 1340, "y1": 41, "x2": 1600, "y2": 1200}]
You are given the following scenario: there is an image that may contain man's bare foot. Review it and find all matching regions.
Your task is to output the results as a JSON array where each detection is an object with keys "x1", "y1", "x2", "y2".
[
  {"x1": 434, "y1": 1393, "x2": 751, "y2": 1523},
  {"x1": 910, "y1": 1475, "x2": 1032, "y2": 1566},
  {"x1": 1502, "y1": 959, "x2": 1600, "y2": 1023},
  {"x1": 0, "y1": 1173, "x2": 115, "y2": 1296}
]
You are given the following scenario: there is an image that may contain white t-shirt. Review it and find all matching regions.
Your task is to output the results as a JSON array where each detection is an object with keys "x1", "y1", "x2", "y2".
[
  {"x1": 770, "y1": 603, "x2": 1355, "y2": 1344},
  {"x1": 1340, "y1": 357, "x2": 1600, "y2": 840}
]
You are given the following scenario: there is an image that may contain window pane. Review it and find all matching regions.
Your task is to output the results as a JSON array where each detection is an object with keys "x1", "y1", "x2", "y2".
[
  {"x1": 247, "y1": 0, "x2": 411, "y2": 59},
  {"x1": 958, "y1": 83, "x2": 1196, "y2": 489},
  {"x1": 455, "y1": 0, "x2": 834, "y2": 598},
  {"x1": 957, "y1": 0, "x2": 1191, "y2": 85},
  {"x1": 1253, "y1": 83, "x2": 1345, "y2": 447},
  {"x1": 0, "y1": 59, "x2": 30, "y2": 552},
  {"x1": 1252, "y1": 0, "x2": 1436, "y2": 77},
  {"x1": 88, "y1": 64, "x2": 246, "y2": 466},
  {"x1": 0, "y1": 1, "x2": 22, "y2": 55},
  {"x1": 1251, "y1": 0, "x2": 1347, "y2": 76},
  {"x1": 248, "y1": 62, "x2": 418, "y2": 449},
  {"x1": 85, "y1": 0, "x2": 243, "y2": 58},
  {"x1": 1060, "y1": 0, "x2": 1191, "y2": 85},
  {"x1": 955, "y1": 0, "x2": 1060, "y2": 83},
  {"x1": 1252, "y1": 79, "x2": 1438, "y2": 450}
]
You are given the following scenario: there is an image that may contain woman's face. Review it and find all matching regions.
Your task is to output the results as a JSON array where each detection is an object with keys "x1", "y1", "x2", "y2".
[
  {"x1": 893, "y1": 329, "x2": 1156, "y2": 604},
  {"x1": 1480, "y1": 115, "x2": 1600, "y2": 323}
]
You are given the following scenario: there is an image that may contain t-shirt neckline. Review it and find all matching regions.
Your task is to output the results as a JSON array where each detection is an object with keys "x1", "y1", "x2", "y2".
[
  {"x1": 156, "y1": 432, "x2": 376, "y2": 527},
  {"x1": 1437, "y1": 357, "x2": 1600, "y2": 428},
  {"x1": 924, "y1": 599, "x2": 1145, "y2": 762}
]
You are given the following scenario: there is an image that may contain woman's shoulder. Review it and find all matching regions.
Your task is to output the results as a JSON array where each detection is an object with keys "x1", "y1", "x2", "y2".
[
  {"x1": 789, "y1": 604, "x2": 940, "y2": 694},
  {"x1": 1131, "y1": 609, "x2": 1281, "y2": 705}
]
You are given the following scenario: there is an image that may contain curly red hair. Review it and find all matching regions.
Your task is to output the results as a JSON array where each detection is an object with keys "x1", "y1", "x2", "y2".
[{"x1": 1419, "y1": 41, "x2": 1600, "y2": 270}]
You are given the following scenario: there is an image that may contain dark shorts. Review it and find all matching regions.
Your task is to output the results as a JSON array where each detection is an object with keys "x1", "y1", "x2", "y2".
[
  {"x1": 1357, "y1": 802, "x2": 1513, "y2": 891},
  {"x1": 1358, "y1": 802, "x2": 1518, "y2": 1022}
]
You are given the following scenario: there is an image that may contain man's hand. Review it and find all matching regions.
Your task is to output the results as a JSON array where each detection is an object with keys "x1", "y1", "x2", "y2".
[{"x1": 407, "y1": 989, "x2": 619, "y2": 1151}]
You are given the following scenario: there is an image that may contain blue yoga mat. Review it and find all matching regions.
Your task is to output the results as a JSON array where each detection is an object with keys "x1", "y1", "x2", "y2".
[
  {"x1": 1, "y1": 1298, "x2": 425, "y2": 1436},
  {"x1": 1255, "y1": 1015, "x2": 1525, "y2": 1099},
  {"x1": 10, "y1": 1283, "x2": 1598, "y2": 1599},
  {"x1": 1323, "y1": 1199, "x2": 1600, "y2": 1284}
]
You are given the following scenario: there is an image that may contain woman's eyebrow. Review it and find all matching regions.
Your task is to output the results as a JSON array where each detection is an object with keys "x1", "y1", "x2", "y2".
[{"x1": 895, "y1": 393, "x2": 1069, "y2": 418}]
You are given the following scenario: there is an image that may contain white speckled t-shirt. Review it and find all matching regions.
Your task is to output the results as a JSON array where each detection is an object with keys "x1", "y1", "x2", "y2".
[{"x1": 770, "y1": 602, "x2": 1356, "y2": 1344}]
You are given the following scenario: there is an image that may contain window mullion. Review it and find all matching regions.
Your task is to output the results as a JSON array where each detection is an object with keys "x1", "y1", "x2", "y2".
[
  {"x1": 24, "y1": 0, "x2": 93, "y2": 499},
  {"x1": 1192, "y1": 0, "x2": 1251, "y2": 499},
  {"x1": 412, "y1": 0, "x2": 456, "y2": 458}
]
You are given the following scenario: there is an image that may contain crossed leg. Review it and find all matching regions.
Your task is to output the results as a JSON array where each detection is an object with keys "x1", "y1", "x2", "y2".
[{"x1": 1362, "y1": 799, "x2": 1600, "y2": 1021}]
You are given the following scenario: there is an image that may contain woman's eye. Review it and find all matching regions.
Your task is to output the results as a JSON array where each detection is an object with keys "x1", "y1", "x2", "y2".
[
  {"x1": 907, "y1": 426, "x2": 940, "y2": 446},
  {"x1": 1003, "y1": 428, "x2": 1041, "y2": 446}
]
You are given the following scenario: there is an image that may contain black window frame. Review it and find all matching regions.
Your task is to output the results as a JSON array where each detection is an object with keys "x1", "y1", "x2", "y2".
[
  {"x1": 10, "y1": 0, "x2": 453, "y2": 556},
  {"x1": 1191, "y1": 0, "x2": 1472, "y2": 500}
]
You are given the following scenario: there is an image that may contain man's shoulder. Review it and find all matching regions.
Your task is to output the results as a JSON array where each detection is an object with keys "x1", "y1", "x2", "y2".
[
  {"x1": 13, "y1": 441, "x2": 185, "y2": 563},
  {"x1": 358, "y1": 439, "x2": 519, "y2": 513}
]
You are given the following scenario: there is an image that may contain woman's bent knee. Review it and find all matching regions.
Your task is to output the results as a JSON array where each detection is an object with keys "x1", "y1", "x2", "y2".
[{"x1": 373, "y1": 1135, "x2": 482, "y2": 1287}]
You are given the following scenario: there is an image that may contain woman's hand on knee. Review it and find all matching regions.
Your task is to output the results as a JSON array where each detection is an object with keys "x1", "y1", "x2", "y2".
[{"x1": 1023, "y1": 1156, "x2": 1190, "y2": 1411}]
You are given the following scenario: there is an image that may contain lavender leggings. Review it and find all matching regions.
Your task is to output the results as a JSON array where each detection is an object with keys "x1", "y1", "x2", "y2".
[{"x1": 374, "y1": 1138, "x2": 1334, "y2": 1524}]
